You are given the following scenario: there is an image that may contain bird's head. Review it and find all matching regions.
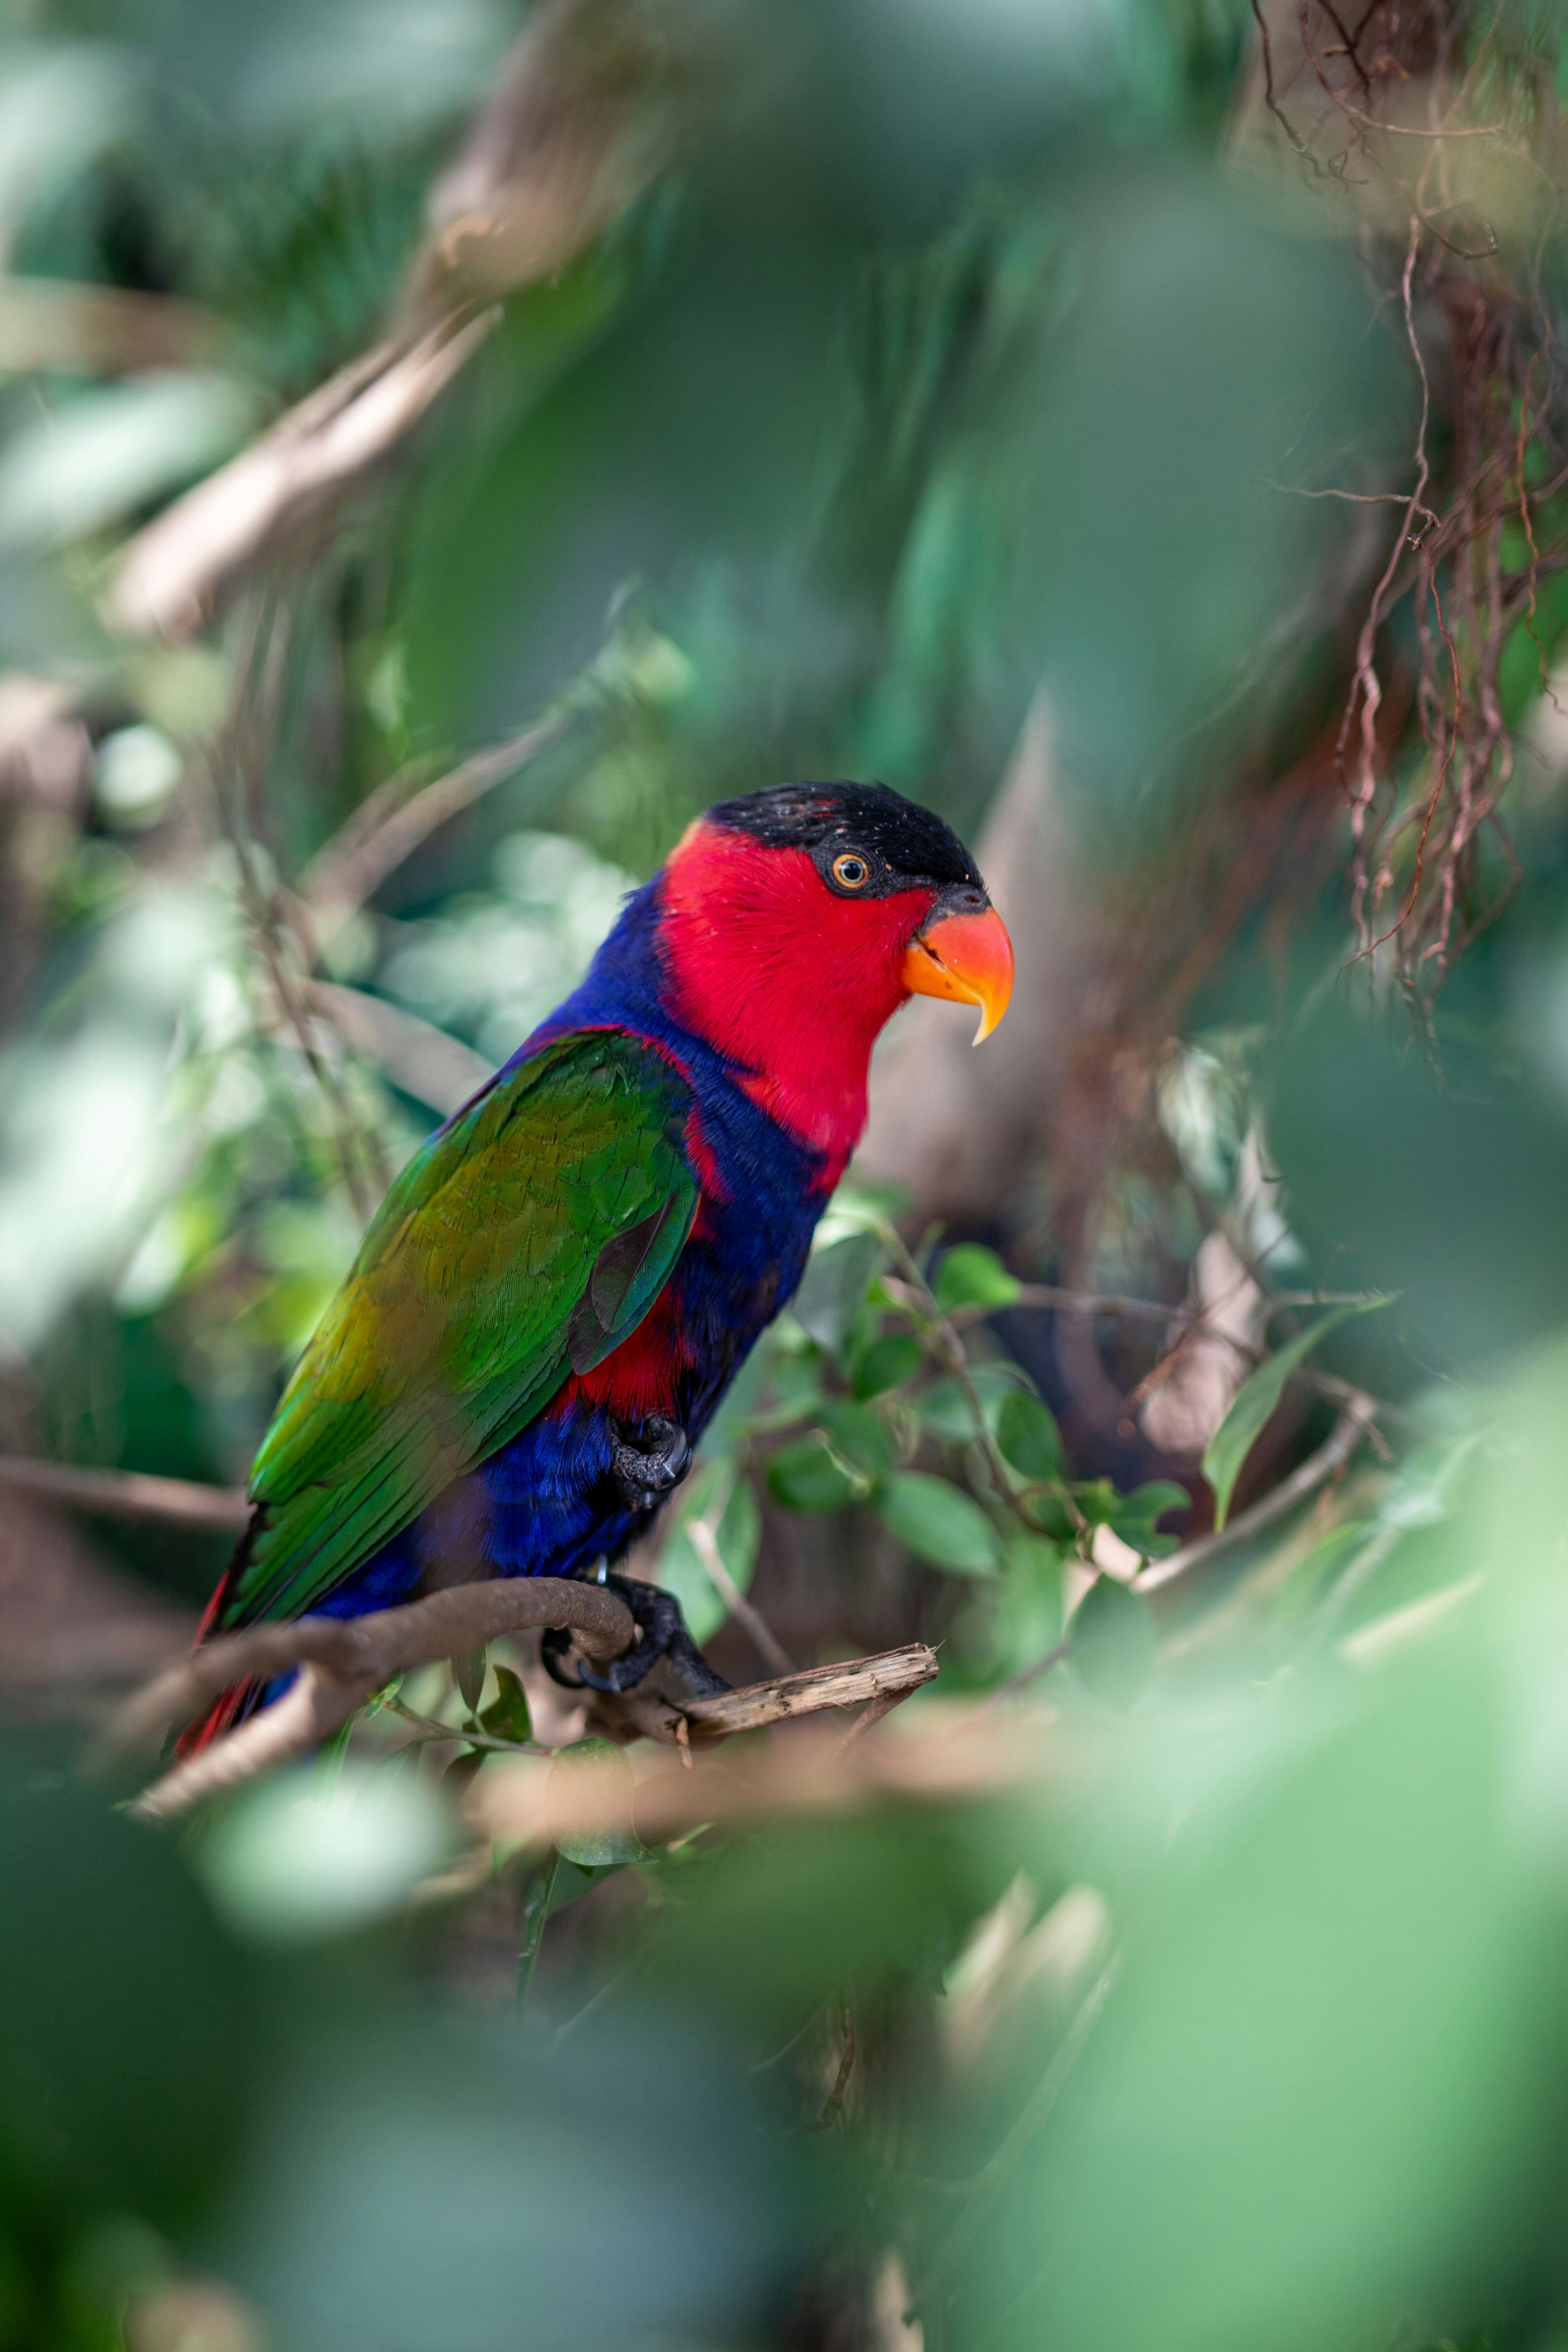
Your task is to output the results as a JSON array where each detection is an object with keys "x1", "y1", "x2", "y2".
[{"x1": 655, "y1": 781, "x2": 1013, "y2": 1169}]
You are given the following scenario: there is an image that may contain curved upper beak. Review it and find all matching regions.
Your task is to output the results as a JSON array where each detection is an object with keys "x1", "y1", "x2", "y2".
[{"x1": 901, "y1": 899, "x2": 1014, "y2": 1045}]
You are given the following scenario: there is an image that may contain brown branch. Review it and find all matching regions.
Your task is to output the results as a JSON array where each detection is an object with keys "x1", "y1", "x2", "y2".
[
  {"x1": 106, "y1": 1565, "x2": 936, "y2": 1821},
  {"x1": 106, "y1": 1578, "x2": 636, "y2": 1756},
  {"x1": 1133, "y1": 1399, "x2": 1370, "y2": 1595},
  {"x1": 108, "y1": 310, "x2": 500, "y2": 640},
  {"x1": 676, "y1": 1645, "x2": 937, "y2": 1742},
  {"x1": 469, "y1": 1695, "x2": 1042, "y2": 1854},
  {"x1": 0, "y1": 1454, "x2": 249, "y2": 1533},
  {"x1": 107, "y1": 1577, "x2": 641, "y2": 1820},
  {"x1": 0, "y1": 275, "x2": 220, "y2": 375},
  {"x1": 106, "y1": 0, "x2": 690, "y2": 644},
  {"x1": 303, "y1": 981, "x2": 492, "y2": 1116}
]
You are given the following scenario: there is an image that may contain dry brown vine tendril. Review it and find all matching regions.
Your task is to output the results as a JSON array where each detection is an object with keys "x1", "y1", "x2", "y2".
[{"x1": 1258, "y1": 0, "x2": 1568, "y2": 1016}]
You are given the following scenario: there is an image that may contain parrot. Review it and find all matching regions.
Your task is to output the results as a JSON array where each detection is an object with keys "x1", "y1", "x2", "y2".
[{"x1": 187, "y1": 780, "x2": 1013, "y2": 1743}]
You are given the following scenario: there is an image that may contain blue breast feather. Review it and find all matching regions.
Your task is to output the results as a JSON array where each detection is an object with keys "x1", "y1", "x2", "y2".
[{"x1": 305, "y1": 877, "x2": 826, "y2": 1624}]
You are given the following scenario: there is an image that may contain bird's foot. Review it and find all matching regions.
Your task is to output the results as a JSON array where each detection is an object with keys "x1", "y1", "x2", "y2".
[
  {"x1": 541, "y1": 1570, "x2": 731, "y2": 1699},
  {"x1": 609, "y1": 1414, "x2": 691, "y2": 1508}
]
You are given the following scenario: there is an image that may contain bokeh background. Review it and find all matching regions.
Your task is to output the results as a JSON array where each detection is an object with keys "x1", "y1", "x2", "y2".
[{"x1": 4, "y1": 1, "x2": 1568, "y2": 2348}]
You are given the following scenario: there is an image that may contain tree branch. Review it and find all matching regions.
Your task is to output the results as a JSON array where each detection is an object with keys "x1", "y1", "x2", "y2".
[
  {"x1": 106, "y1": 0, "x2": 689, "y2": 643},
  {"x1": 468, "y1": 1693, "x2": 1045, "y2": 1853},
  {"x1": 302, "y1": 982, "x2": 492, "y2": 1116},
  {"x1": 105, "y1": 1577, "x2": 641, "y2": 1820},
  {"x1": 1134, "y1": 1398, "x2": 1370, "y2": 1595},
  {"x1": 677, "y1": 1644, "x2": 936, "y2": 1741},
  {"x1": 0, "y1": 1454, "x2": 249, "y2": 1533},
  {"x1": 108, "y1": 309, "x2": 499, "y2": 640}
]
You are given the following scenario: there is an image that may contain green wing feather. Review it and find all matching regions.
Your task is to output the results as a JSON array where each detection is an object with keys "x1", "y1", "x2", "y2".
[{"x1": 224, "y1": 1030, "x2": 697, "y2": 1627}]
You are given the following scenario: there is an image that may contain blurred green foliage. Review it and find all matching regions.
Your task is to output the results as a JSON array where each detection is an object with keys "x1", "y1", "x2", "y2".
[{"x1": 4, "y1": 0, "x2": 1568, "y2": 2348}]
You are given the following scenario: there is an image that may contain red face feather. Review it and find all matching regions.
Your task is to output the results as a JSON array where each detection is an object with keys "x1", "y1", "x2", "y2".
[{"x1": 657, "y1": 820, "x2": 937, "y2": 1179}]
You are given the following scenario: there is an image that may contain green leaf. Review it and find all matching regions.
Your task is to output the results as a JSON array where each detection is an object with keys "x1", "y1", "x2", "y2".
[
  {"x1": 1071, "y1": 1478, "x2": 1121, "y2": 1526},
  {"x1": 715, "y1": 1472, "x2": 762, "y2": 1587},
  {"x1": 918, "y1": 1363, "x2": 1031, "y2": 1444},
  {"x1": 851, "y1": 1331, "x2": 924, "y2": 1399},
  {"x1": 768, "y1": 1435, "x2": 867, "y2": 1513},
  {"x1": 453, "y1": 1647, "x2": 487, "y2": 1715},
  {"x1": 1020, "y1": 1490, "x2": 1077, "y2": 1541},
  {"x1": 660, "y1": 1471, "x2": 764, "y2": 1644},
  {"x1": 1006, "y1": 1530, "x2": 1065, "y2": 1586},
  {"x1": 1271, "y1": 1519, "x2": 1376, "y2": 1627},
  {"x1": 876, "y1": 1474, "x2": 1003, "y2": 1575},
  {"x1": 548, "y1": 1740, "x2": 646, "y2": 1867},
  {"x1": 1107, "y1": 1480, "x2": 1190, "y2": 1559},
  {"x1": 478, "y1": 1666, "x2": 532, "y2": 1746},
  {"x1": 1203, "y1": 1298, "x2": 1393, "y2": 1529},
  {"x1": 817, "y1": 1398, "x2": 895, "y2": 1477},
  {"x1": 812, "y1": 1178, "x2": 907, "y2": 1248},
  {"x1": 933, "y1": 1243, "x2": 1023, "y2": 1312},
  {"x1": 994, "y1": 1534, "x2": 1067, "y2": 1670},
  {"x1": 794, "y1": 1232, "x2": 886, "y2": 1352},
  {"x1": 1070, "y1": 1575, "x2": 1157, "y2": 1710},
  {"x1": 768, "y1": 1345, "x2": 826, "y2": 1415},
  {"x1": 918, "y1": 1375, "x2": 977, "y2": 1441},
  {"x1": 996, "y1": 1388, "x2": 1063, "y2": 1480}
]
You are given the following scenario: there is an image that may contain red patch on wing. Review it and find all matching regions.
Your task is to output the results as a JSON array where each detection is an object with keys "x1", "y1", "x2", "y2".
[
  {"x1": 657, "y1": 826, "x2": 933, "y2": 1178},
  {"x1": 559, "y1": 1285, "x2": 696, "y2": 1423}
]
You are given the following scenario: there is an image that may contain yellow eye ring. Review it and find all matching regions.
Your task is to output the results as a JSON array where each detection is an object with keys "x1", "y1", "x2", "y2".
[{"x1": 833, "y1": 853, "x2": 870, "y2": 889}]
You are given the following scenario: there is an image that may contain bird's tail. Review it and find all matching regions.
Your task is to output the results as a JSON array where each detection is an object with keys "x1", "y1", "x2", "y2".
[{"x1": 174, "y1": 1509, "x2": 267, "y2": 1758}]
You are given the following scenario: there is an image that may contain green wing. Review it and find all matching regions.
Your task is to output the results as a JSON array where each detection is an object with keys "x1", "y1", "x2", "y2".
[{"x1": 224, "y1": 1030, "x2": 697, "y2": 1627}]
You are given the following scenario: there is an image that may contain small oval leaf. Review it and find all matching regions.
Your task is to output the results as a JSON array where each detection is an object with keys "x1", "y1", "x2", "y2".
[
  {"x1": 852, "y1": 1332, "x2": 924, "y2": 1399},
  {"x1": 876, "y1": 1474, "x2": 1003, "y2": 1575},
  {"x1": 933, "y1": 1244, "x2": 1023, "y2": 1312},
  {"x1": 817, "y1": 1399, "x2": 895, "y2": 1477},
  {"x1": 996, "y1": 1389, "x2": 1063, "y2": 1481},
  {"x1": 768, "y1": 1436, "x2": 865, "y2": 1513},
  {"x1": 478, "y1": 1665, "x2": 532, "y2": 1746}
]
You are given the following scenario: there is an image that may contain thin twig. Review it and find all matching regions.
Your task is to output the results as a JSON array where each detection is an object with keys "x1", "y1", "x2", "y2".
[
  {"x1": 979, "y1": 1637, "x2": 1074, "y2": 1711},
  {"x1": 829, "y1": 1685, "x2": 912, "y2": 1762},
  {"x1": 1134, "y1": 1399, "x2": 1370, "y2": 1596},
  {"x1": 686, "y1": 1515, "x2": 796, "y2": 1676},
  {"x1": 0, "y1": 1454, "x2": 248, "y2": 1533},
  {"x1": 300, "y1": 713, "x2": 568, "y2": 924}
]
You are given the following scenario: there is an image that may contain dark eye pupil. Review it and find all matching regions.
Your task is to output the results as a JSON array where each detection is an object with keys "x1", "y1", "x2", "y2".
[{"x1": 836, "y1": 856, "x2": 867, "y2": 885}]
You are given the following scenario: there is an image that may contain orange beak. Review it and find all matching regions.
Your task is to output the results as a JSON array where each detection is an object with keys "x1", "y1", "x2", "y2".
[{"x1": 901, "y1": 903, "x2": 1014, "y2": 1044}]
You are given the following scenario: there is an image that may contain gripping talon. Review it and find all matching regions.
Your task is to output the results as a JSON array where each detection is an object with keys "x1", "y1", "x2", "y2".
[
  {"x1": 609, "y1": 1414, "x2": 691, "y2": 1507},
  {"x1": 542, "y1": 1570, "x2": 730, "y2": 1698}
]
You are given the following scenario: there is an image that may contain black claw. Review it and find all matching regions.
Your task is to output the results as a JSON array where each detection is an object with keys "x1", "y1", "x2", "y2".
[
  {"x1": 609, "y1": 1415, "x2": 691, "y2": 1507},
  {"x1": 542, "y1": 1570, "x2": 731, "y2": 1699}
]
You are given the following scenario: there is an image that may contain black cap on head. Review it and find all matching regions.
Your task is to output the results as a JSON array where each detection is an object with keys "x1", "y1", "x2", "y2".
[{"x1": 706, "y1": 781, "x2": 982, "y2": 900}]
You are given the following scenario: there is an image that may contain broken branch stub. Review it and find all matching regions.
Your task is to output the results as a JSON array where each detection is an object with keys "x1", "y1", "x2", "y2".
[{"x1": 677, "y1": 1645, "x2": 938, "y2": 1740}]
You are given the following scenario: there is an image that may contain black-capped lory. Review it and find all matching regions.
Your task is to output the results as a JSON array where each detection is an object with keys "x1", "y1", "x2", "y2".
[{"x1": 189, "y1": 782, "x2": 1013, "y2": 1742}]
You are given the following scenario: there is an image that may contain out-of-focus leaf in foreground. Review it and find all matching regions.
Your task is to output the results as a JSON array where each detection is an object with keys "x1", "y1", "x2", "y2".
[
  {"x1": 216, "y1": 2009, "x2": 793, "y2": 2352},
  {"x1": 0, "y1": 1749, "x2": 254, "y2": 2231},
  {"x1": 936, "y1": 1357, "x2": 1568, "y2": 2352}
]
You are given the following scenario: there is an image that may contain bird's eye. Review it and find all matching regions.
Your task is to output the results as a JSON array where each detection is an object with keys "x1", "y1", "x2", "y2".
[{"x1": 833, "y1": 853, "x2": 870, "y2": 889}]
